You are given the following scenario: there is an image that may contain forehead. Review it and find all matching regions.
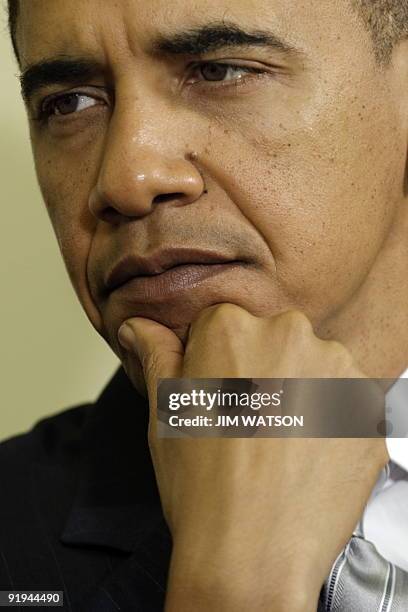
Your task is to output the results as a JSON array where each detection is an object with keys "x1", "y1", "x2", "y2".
[{"x1": 16, "y1": 0, "x2": 365, "y2": 67}]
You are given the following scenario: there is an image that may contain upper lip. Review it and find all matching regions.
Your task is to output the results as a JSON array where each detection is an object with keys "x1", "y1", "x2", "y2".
[{"x1": 104, "y1": 248, "x2": 239, "y2": 293}]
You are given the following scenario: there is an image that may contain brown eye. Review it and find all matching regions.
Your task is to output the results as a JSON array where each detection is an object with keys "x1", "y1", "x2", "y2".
[
  {"x1": 191, "y1": 63, "x2": 261, "y2": 86},
  {"x1": 53, "y1": 93, "x2": 82, "y2": 115},
  {"x1": 42, "y1": 93, "x2": 98, "y2": 118},
  {"x1": 199, "y1": 63, "x2": 230, "y2": 81}
]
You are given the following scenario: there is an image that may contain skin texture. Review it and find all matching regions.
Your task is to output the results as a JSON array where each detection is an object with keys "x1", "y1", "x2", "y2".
[
  {"x1": 13, "y1": 0, "x2": 408, "y2": 609},
  {"x1": 16, "y1": 0, "x2": 408, "y2": 392}
]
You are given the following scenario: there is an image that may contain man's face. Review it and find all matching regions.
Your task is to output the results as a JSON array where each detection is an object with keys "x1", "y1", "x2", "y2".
[{"x1": 16, "y1": 0, "x2": 408, "y2": 359}]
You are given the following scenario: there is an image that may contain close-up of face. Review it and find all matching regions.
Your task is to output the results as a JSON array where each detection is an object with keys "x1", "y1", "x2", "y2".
[{"x1": 13, "y1": 0, "x2": 408, "y2": 374}]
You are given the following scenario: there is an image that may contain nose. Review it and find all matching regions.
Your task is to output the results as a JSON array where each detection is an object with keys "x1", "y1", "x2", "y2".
[{"x1": 88, "y1": 106, "x2": 205, "y2": 224}]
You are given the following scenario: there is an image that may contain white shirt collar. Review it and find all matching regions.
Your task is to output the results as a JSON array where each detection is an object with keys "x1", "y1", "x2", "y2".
[{"x1": 386, "y1": 367, "x2": 408, "y2": 471}]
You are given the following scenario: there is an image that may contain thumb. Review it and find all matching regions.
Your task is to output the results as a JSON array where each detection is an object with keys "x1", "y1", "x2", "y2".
[{"x1": 118, "y1": 317, "x2": 184, "y2": 402}]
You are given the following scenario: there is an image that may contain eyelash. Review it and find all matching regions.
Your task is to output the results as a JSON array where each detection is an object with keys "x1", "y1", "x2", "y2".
[
  {"x1": 188, "y1": 61, "x2": 267, "y2": 87},
  {"x1": 36, "y1": 89, "x2": 107, "y2": 123},
  {"x1": 35, "y1": 61, "x2": 268, "y2": 123}
]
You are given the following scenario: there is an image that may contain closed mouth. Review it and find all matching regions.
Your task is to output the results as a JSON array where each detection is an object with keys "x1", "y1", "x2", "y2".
[{"x1": 104, "y1": 248, "x2": 246, "y2": 295}]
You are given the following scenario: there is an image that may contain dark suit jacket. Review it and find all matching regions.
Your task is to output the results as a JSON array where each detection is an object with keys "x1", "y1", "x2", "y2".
[{"x1": 0, "y1": 367, "x2": 171, "y2": 611}]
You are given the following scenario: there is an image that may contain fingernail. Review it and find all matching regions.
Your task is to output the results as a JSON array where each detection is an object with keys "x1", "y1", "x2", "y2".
[{"x1": 118, "y1": 323, "x2": 136, "y2": 351}]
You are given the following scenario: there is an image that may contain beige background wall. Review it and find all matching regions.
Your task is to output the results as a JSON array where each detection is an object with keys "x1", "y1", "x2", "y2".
[{"x1": 0, "y1": 14, "x2": 119, "y2": 442}]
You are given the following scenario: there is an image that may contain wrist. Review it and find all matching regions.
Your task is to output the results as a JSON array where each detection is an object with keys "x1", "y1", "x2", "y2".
[
  {"x1": 165, "y1": 576, "x2": 318, "y2": 612},
  {"x1": 165, "y1": 542, "x2": 320, "y2": 612}
]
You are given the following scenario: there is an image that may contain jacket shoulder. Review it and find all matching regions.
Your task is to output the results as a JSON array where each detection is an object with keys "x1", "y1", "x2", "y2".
[
  {"x1": 0, "y1": 403, "x2": 91, "y2": 474},
  {"x1": 0, "y1": 404, "x2": 97, "y2": 592}
]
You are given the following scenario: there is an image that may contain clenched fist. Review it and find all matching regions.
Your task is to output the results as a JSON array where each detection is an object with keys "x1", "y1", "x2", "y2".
[{"x1": 118, "y1": 305, "x2": 388, "y2": 612}]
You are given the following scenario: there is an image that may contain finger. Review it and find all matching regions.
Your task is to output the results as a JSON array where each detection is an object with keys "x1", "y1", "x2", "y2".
[{"x1": 118, "y1": 317, "x2": 184, "y2": 402}]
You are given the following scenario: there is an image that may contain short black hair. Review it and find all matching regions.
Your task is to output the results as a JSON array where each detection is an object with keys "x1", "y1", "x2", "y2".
[{"x1": 6, "y1": 0, "x2": 408, "y2": 65}]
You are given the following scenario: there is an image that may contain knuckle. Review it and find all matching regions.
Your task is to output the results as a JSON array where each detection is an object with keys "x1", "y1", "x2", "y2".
[
  {"x1": 193, "y1": 303, "x2": 245, "y2": 329},
  {"x1": 190, "y1": 304, "x2": 221, "y2": 327},
  {"x1": 326, "y1": 339, "x2": 348, "y2": 356},
  {"x1": 277, "y1": 310, "x2": 314, "y2": 335},
  {"x1": 188, "y1": 304, "x2": 254, "y2": 353},
  {"x1": 211, "y1": 303, "x2": 244, "y2": 320},
  {"x1": 325, "y1": 340, "x2": 354, "y2": 367}
]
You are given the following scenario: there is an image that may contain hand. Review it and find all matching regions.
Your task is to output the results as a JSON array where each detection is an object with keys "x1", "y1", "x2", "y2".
[{"x1": 118, "y1": 305, "x2": 389, "y2": 612}]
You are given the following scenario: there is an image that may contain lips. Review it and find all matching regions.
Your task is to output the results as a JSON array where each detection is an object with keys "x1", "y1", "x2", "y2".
[{"x1": 104, "y1": 248, "x2": 242, "y2": 294}]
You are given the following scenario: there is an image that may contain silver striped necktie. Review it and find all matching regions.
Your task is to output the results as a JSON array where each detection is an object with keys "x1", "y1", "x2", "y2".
[{"x1": 319, "y1": 536, "x2": 408, "y2": 611}]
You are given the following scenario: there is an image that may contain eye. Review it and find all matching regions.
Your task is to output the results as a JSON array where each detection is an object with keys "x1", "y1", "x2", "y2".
[
  {"x1": 189, "y1": 62, "x2": 263, "y2": 84},
  {"x1": 40, "y1": 92, "x2": 101, "y2": 119}
]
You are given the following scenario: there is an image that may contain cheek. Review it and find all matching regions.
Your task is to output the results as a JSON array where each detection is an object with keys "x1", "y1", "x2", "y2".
[
  {"x1": 34, "y1": 152, "x2": 103, "y2": 331},
  {"x1": 200, "y1": 95, "x2": 404, "y2": 322}
]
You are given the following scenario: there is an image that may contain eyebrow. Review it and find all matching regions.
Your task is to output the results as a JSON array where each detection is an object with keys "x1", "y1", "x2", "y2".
[
  {"x1": 154, "y1": 22, "x2": 301, "y2": 57},
  {"x1": 20, "y1": 58, "x2": 103, "y2": 102},
  {"x1": 20, "y1": 21, "x2": 302, "y2": 103}
]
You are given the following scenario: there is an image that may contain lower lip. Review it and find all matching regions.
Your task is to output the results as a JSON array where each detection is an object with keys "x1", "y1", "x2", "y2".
[{"x1": 110, "y1": 262, "x2": 243, "y2": 302}]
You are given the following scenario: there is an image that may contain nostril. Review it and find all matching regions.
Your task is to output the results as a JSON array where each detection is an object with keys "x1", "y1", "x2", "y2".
[
  {"x1": 99, "y1": 206, "x2": 123, "y2": 224},
  {"x1": 153, "y1": 192, "x2": 184, "y2": 205}
]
